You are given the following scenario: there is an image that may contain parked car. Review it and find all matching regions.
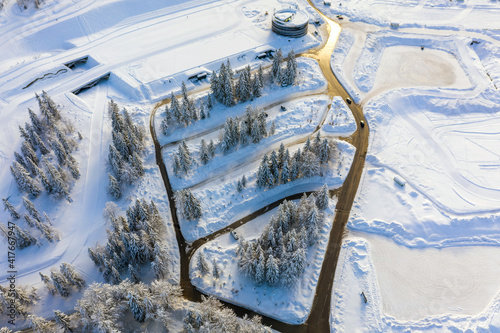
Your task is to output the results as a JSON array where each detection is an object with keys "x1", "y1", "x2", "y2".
[
  {"x1": 360, "y1": 120, "x2": 365, "y2": 128},
  {"x1": 281, "y1": 105, "x2": 286, "y2": 111},
  {"x1": 346, "y1": 97, "x2": 352, "y2": 104}
]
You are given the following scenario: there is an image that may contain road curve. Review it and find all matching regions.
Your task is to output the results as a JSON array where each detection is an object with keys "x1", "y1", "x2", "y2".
[{"x1": 148, "y1": 2, "x2": 369, "y2": 331}]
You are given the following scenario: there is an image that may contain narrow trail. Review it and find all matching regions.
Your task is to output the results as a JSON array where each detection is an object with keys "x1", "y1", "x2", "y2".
[{"x1": 148, "y1": 2, "x2": 369, "y2": 332}]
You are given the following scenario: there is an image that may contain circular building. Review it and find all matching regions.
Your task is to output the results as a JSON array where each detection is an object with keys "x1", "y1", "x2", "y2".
[{"x1": 272, "y1": 9, "x2": 309, "y2": 38}]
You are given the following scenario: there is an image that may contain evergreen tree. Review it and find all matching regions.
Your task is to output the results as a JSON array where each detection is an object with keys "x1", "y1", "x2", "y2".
[
  {"x1": 161, "y1": 118, "x2": 169, "y2": 135},
  {"x1": 67, "y1": 156, "x2": 80, "y2": 180},
  {"x1": 305, "y1": 207, "x2": 319, "y2": 245},
  {"x1": 280, "y1": 159, "x2": 290, "y2": 184},
  {"x1": 21, "y1": 140, "x2": 38, "y2": 165},
  {"x1": 42, "y1": 91, "x2": 61, "y2": 120},
  {"x1": 14, "y1": 151, "x2": 27, "y2": 169},
  {"x1": 51, "y1": 270, "x2": 70, "y2": 297},
  {"x1": 173, "y1": 155, "x2": 181, "y2": 176},
  {"x1": 269, "y1": 150, "x2": 279, "y2": 182},
  {"x1": 241, "y1": 175, "x2": 247, "y2": 188},
  {"x1": 278, "y1": 143, "x2": 286, "y2": 168},
  {"x1": 265, "y1": 254, "x2": 279, "y2": 285},
  {"x1": 60, "y1": 262, "x2": 86, "y2": 290},
  {"x1": 269, "y1": 121, "x2": 276, "y2": 136},
  {"x1": 183, "y1": 190, "x2": 202, "y2": 220},
  {"x1": 208, "y1": 140, "x2": 216, "y2": 157},
  {"x1": 39, "y1": 272, "x2": 56, "y2": 295},
  {"x1": 283, "y1": 49, "x2": 297, "y2": 86},
  {"x1": 128, "y1": 290, "x2": 146, "y2": 322},
  {"x1": 254, "y1": 251, "x2": 265, "y2": 285},
  {"x1": 33, "y1": 132, "x2": 49, "y2": 155},
  {"x1": 170, "y1": 92, "x2": 181, "y2": 124},
  {"x1": 319, "y1": 138, "x2": 331, "y2": 164},
  {"x1": 28, "y1": 108, "x2": 43, "y2": 134},
  {"x1": 212, "y1": 258, "x2": 221, "y2": 279},
  {"x1": 256, "y1": 154, "x2": 271, "y2": 188},
  {"x1": 27, "y1": 314, "x2": 52, "y2": 333},
  {"x1": 304, "y1": 137, "x2": 312, "y2": 152},
  {"x1": 200, "y1": 139, "x2": 210, "y2": 165},
  {"x1": 300, "y1": 151, "x2": 320, "y2": 178},
  {"x1": 108, "y1": 144, "x2": 124, "y2": 177},
  {"x1": 316, "y1": 184, "x2": 329, "y2": 210},
  {"x1": 197, "y1": 252, "x2": 210, "y2": 275},
  {"x1": 237, "y1": 180, "x2": 243, "y2": 192},
  {"x1": 51, "y1": 139, "x2": 68, "y2": 166},
  {"x1": 129, "y1": 264, "x2": 141, "y2": 284},
  {"x1": 110, "y1": 266, "x2": 122, "y2": 285},
  {"x1": 54, "y1": 310, "x2": 73, "y2": 332},
  {"x1": 3, "y1": 198, "x2": 20, "y2": 219},
  {"x1": 211, "y1": 70, "x2": 220, "y2": 101},
  {"x1": 131, "y1": 152, "x2": 145, "y2": 177},
  {"x1": 23, "y1": 196, "x2": 42, "y2": 221},
  {"x1": 271, "y1": 48, "x2": 283, "y2": 84}
]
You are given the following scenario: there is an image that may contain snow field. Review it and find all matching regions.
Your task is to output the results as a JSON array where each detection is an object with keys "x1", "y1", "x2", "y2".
[
  {"x1": 331, "y1": 234, "x2": 500, "y2": 331},
  {"x1": 191, "y1": 197, "x2": 338, "y2": 324},
  {"x1": 178, "y1": 139, "x2": 355, "y2": 242},
  {"x1": 164, "y1": 95, "x2": 331, "y2": 190},
  {"x1": 321, "y1": 96, "x2": 356, "y2": 136}
]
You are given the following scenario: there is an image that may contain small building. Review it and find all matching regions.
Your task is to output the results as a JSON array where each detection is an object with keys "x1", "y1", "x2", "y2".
[
  {"x1": 394, "y1": 175, "x2": 406, "y2": 187},
  {"x1": 272, "y1": 9, "x2": 309, "y2": 38}
]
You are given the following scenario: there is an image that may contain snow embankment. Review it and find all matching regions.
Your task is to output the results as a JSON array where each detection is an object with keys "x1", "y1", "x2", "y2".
[
  {"x1": 191, "y1": 197, "x2": 337, "y2": 324},
  {"x1": 321, "y1": 96, "x2": 356, "y2": 136}
]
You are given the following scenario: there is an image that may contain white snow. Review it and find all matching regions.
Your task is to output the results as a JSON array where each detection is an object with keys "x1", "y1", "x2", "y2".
[
  {"x1": 320, "y1": 96, "x2": 356, "y2": 136},
  {"x1": 191, "y1": 197, "x2": 338, "y2": 324}
]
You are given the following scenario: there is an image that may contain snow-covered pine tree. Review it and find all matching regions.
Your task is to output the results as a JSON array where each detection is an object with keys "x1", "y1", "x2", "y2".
[
  {"x1": 282, "y1": 49, "x2": 297, "y2": 86},
  {"x1": 3, "y1": 198, "x2": 20, "y2": 219},
  {"x1": 250, "y1": 119, "x2": 262, "y2": 143},
  {"x1": 210, "y1": 70, "x2": 220, "y2": 102},
  {"x1": 112, "y1": 130, "x2": 129, "y2": 160},
  {"x1": 21, "y1": 140, "x2": 38, "y2": 165},
  {"x1": 53, "y1": 310, "x2": 72, "y2": 332},
  {"x1": 23, "y1": 196, "x2": 42, "y2": 221},
  {"x1": 67, "y1": 155, "x2": 80, "y2": 180},
  {"x1": 200, "y1": 139, "x2": 210, "y2": 165},
  {"x1": 318, "y1": 138, "x2": 331, "y2": 164},
  {"x1": 300, "y1": 151, "x2": 320, "y2": 178},
  {"x1": 241, "y1": 175, "x2": 247, "y2": 187},
  {"x1": 280, "y1": 158, "x2": 290, "y2": 184},
  {"x1": 55, "y1": 126, "x2": 72, "y2": 154},
  {"x1": 316, "y1": 184, "x2": 329, "y2": 210},
  {"x1": 269, "y1": 150, "x2": 279, "y2": 182},
  {"x1": 130, "y1": 152, "x2": 145, "y2": 177},
  {"x1": 212, "y1": 258, "x2": 221, "y2": 279},
  {"x1": 278, "y1": 143, "x2": 286, "y2": 168},
  {"x1": 181, "y1": 81, "x2": 189, "y2": 102},
  {"x1": 33, "y1": 132, "x2": 49, "y2": 155},
  {"x1": 129, "y1": 264, "x2": 141, "y2": 284},
  {"x1": 60, "y1": 262, "x2": 86, "y2": 290},
  {"x1": 51, "y1": 270, "x2": 70, "y2": 297},
  {"x1": 24, "y1": 213, "x2": 35, "y2": 227},
  {"x1": 161, "y1": 118, "x2": 169, "y2": 135},
  {"x1": 208, "y1": 139, "x2": 216, "y2": 157},
  {"x1": 177, "y1": 141, "x2": 192, "y2": 173},
  {"x1": 108, "y1": 144, "x2": 124, "y2": 177},
  {"x1": 173, "y1": 155, "x2": 181, "y2": 176},
  {"x1": 251, "y1": 74, "x2": 261, "y2": 99},
  {"x1": 19, "y1": 125, "x2": 32, "y2": 147},
  {"x1": 257, "y1": 64, "x2": 264, "y2": 88},
  {"x1": 27, "y1": 314, "x2": 52, "y2": 333},
  {"x1": 110, "y1": 266, "x2": 122, "y2": 285},
  {"x1": 271, "y1": 48, "x2": 283, "y2": 84},
  {"x1": 265, "y1": 254, "x2": 279, "y2": 285},
  {"x1": 28, "y1": 108, "x2": 43, "y2": 134},
  {"x1": 170, "y1": 92, "x2": 181, "y2": 124},
  {"x1": 256, "y1": 154, "x2": 270, "y2": 188},
  {"x1": 305, "y1": 206, "x2": 319, "y2": 245},
  {"x1": 128, "y1": 289, "x2": 146, "y2": 322},
  {"x1": 269, "y1": 120, "x2": 276, "y2": 136},
  {"x1": 254, "y1": 251, "x2": 265, "y2": 285},
  {"x1": 197, "y1": 252, "x2": 210, "y2": 275},
  {"x1": 51, "y1": 139, "x2": 68, "y2": 166},
  {"x1": 304, "y1": 137, "x2": 312, "y2": 152},
  {"x1": 183, "y1": 189, "x2": 202, "y2": 220},
  {"x1": 237, "y1": 180, "x2": 243, "y2": 192},
  {"x1": 181, "y1": 99, "x2": 190, "y2": 126},
  {"x1": 109, "y1": 100, "x2": 123, "y2": 131},
  {"x1": 41, "y1": 91, "x2": 61, "y2": 120},
  {"x1": 39, "y1": 272, "x2": 56, "y2": 294},
  {"x1": 14, "y1": 151, "x2": 27, "y2": 170}
]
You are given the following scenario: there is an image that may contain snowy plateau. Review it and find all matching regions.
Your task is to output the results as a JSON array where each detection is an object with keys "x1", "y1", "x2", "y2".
[{"x1": 0, "y1": 0, "x2": 499, "y2": 332}]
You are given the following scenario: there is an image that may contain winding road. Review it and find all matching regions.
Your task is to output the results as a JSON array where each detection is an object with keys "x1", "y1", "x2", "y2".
[{"x1": 149, "y1": 2, "x2": 369, "y2": 331}]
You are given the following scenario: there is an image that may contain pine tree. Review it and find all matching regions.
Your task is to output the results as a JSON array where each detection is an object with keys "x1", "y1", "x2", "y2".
[
  {"x1": 283, "y1": 50, "x2": 297, "y2": 86},
  {"x1": 200, "y1": 139, "x2": 210, "y2": 164},
  {"x1": 28, "y1": 108, "x2": 43, "y2": 134},
  {"x1": 42, "y1": 91, "x2": 61, "y2": 120},
  {"x1": 211, "y1": 71, "x2": 221, "y2": 102},
  {"x1": 269, "y1": 150, "x2": 279, "y2": 182},
  {"x1": 301, "y1": 151, "x2": 320, "y2": 178},
  {"x1": 254, "y1": 251, "x2": 265, "y2": 285},
  {"x1": 257, "y1": 154, "x2": 271, "y2": 188},
  {"x1": 197, "y1": 252, "x2": 210, "y2": 275},
  {"x1": 306, "y1": 206, "x2": 319, "y2": 245},
  {"x1": 271, "y1": 48, "x2": 283, "y2": 84},
  {"x1": 161, "y1": 118, "x2": 169, "y2": 135},
  {"x1": 281, "y1": 159, "x2": 290, "y2": 184},
  {"x1": 14, "y1": 151, "x2": 27, "y2": 169},
  {"x1": 60, "y1": 262, "x2": 86, "y2": 290},
  {"x1": 265, "y1": 254, "x2": 279, "y2": 285},
  {"x1": 51, "y1": 139, "x2": 68, "y2": 166},
  {"x1": 208, "y1": 139, "x2": 216, "y2": 157},
  {"x1": 319, "y1": 138, "x2": 331, "y2": 164},
  {"x1": 108, "y1": 144, "x2": 124, "y2": 177},
  {"x1": 3, "y1": 198, "x2": 20, "y2": 219},
  {"x1": 304, "y1": 137, "x2": 312, "y2": 152},
  {"x1": 241, "y1": 175, "x2": 247, "y2": 188},
  {"x1": 237, "y1": 180, "x2": 243, "y2": 192},
  {"x1": 67, "y1": 156, "x2": 80, "y2": 180},
  {"x1": 269, "y1": 121, "x2": 276, "y2": 136},
  {"x1": 170, "y1": 92, "x2": 181, "y2": 124},
  {"x1": 316, "y1": 184, "x2": 329, "y2": 210},
  {"x1": 110, "y1": 266, "x2": 122, "y2": 285},
  {"x1": 257, "y1": 64, "x2": 264, "y2": 88},
  {"x1": 23, "y1": 196, "x2": 42, "y2": 221},
  {"x1": 278, "y1": 143, "x2": 286, "y2": 168},
  {"x1": 21, "y1": 140, "x2": 38, "y2": 165},
  {"x1": 173, "y1": 155, "x2": 181, "y2": 176},
  {"x1": 33, "y1": 132, "x2": 49, "y2": 155},
  {"x1": 290, "y1": 152, "x2": 300, "y2": 181},
  {"x1": 131, "y1": 152, "x2": 145, "y2": 177},
  {"x1": 129, "y1": 264, "x2": 141, "y2": 284},
  {"x1": 212, "y1": 258, "x2": 221, "y2": 279},
  {"x1": 183, "y1": 190, "x2": 202, "y2": 220},
  {"x1": 54, "y1": 310, "x2": 73, "y2": 332},
  {"x1": 251, "y1": 74, "x2": 261, "y2": 99},
  {"x1": 178, "y1": 141, "x2": 192, "y2": 173},
  {"x1": 109, "y1": 100, "x2": 123, "y2": 131},
  {"x1": 55, "y1": 126, "x2": 72, "y2": 154},
  {"x1": 39, "y1": 272, "x2": 56, "y2": 294},
  {"x1": 51, "y1": 270, "x2": 70, "y2": 297},
  {"x1": 27, "y1": 314, "x2": 52, "y2": 333},
  {"x1": 200, "y1": 104, "x2": 206, "y2": 119}
]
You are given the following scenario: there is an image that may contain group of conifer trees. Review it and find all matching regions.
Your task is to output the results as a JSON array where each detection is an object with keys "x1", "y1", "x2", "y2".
[
  {"x1": 1, "y1": 92, "x2": 80, "y2": 247},
  {"x1": 160, "y1": 48, "x2": 297, "y2": 137},
  {"x1": 161, "y1": 81, "x2": 213, "y2": 134},
  {"x1": 107, "y1": 100, "x2": 146, "y2": 199},
  {"x1": 88, "y1": 200, "x2": 170, "y2": 284},
  {"x1": 39, "y1": 262, "x2": 85, "y2": 297},
  {"x1": 0, "y1": 284, "x2": 39, "y2": 320},
  {"x1": 11, "y1": 91, "x2": 79, "y2": 200},
  {"x1": 256, "y1": 133, "x2": 334, "y2": 189},
  {"x1": 172, "y1": 106, "x2": 270, "y2": 178},
  {"x1": 236, "y1": 186, "x2": 330, "y2": 286},
  {"x1": 175, "y1": 188, "x2": 202, "y2": 221}
]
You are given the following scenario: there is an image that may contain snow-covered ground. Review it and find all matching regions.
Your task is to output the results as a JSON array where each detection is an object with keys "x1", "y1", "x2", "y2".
[
  {"x1": 179, "y1": 139, "x2": 355, "y2": 242},
  {"x1": 321, "y1": 96, "x2": 356, "y2": 137},
  {"x1": 191, "y1": 197, "x2": 338, "y2": 324},
  {"x1": 0, "y1": 0, "x2": 328, "y2": 325},
  {"x1": 325, "y1": 0, "x2": 500, "y2": 331}
]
